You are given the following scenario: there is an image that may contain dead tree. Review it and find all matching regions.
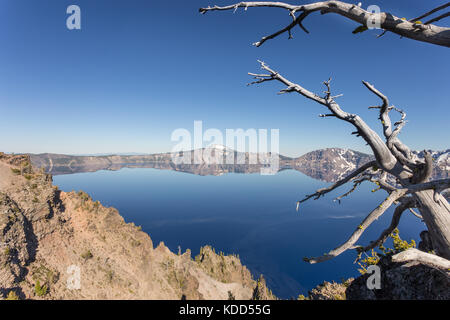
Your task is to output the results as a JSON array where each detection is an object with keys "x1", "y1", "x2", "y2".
[
  {"x1": 200, "y1": 1, "x2": 450, "y2": 264},
  {"x1": 200, "y1": 1, "x2": 450, "y2": 47}
]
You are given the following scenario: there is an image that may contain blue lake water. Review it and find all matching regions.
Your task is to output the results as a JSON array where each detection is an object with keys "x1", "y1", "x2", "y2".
[{"x1": 53, "y1": 168, "x2": 426, "y2": 298}]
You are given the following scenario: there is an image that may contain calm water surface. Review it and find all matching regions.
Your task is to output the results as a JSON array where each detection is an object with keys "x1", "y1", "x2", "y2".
[{"x1": 54, "y1": 168, "x2": 425, "y2": 298}]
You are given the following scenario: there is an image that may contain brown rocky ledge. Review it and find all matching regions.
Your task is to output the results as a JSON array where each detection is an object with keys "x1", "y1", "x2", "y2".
[{"x1": 0, "y1": 153, "x2": 274, "y2": 300}]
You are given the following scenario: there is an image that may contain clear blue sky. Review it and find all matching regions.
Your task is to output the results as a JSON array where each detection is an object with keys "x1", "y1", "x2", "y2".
[{"x1": 0, "y1": 0, "x2": 448, "y2": 157}]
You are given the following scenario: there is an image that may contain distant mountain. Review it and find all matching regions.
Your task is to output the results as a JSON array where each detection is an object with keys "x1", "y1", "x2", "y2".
[
  {"x1": 29, "y1": 147, "x2": 449, "y2": 183},
  {"x1": 414, "y1": 149, "x2": 449, "y2": 181},
  {"x1": 290, "y1": 148, "x2": 449, "y2": 182},
  {"x1": 291, "y1": 148, "x2": 374, "y2": 182}
]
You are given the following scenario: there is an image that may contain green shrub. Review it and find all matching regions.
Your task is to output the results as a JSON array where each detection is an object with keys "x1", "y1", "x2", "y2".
[
  {"x1": 35, "y1": 280, "x2": 48, "y2": 297},
  {"x1": 10, "y1": 168, "x2": 21, "y2": 175},
  {"x1": 93, "y1": 201, "x2": 100, "y2": 209},
  {"x1": 31, "y1": 264, "x2": 59, "y2": 286},
  {"x1": 357, "y1": 228, "x2": 416, "y2": 274},
  {"x1": 390, "y1": 228, "x2": 416, "y2": 253},
  {"x1": 6, "y1": 291, "x2": 19, "y2": 300},
  {"x1": 77, "y1": 191, "x2": 90, "y2": 202},
  {"x1": 357, "y1": 249, "x2": 380, "y2": 274},
  {"x1": 81, "y1": 250, "x2": 93, "y2": 260},
  {"x1": 106, "y1": 270, "x2": 114, "y2": 282},
  {"x1": 131, "y1": 239, "x2": 141, "y2": 247}
]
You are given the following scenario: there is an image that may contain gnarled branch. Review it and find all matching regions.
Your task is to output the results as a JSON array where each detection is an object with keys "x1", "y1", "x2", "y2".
[
  {"x1": 409, "y1": 208, "x2": 423, "y2": 220},
  {"x1": 360, "y1": 197, "x2": 416, "y2": 253},
  {"x1": 425, "y1": 12, "x2": 450, "y2": 26},
  {"x1": 249, "y1": 61, "x2": 397, "y2": 170},
  {"x1": 334, "y1": 175, "x2": 372, "y2": 204},
  {"x1": 392, "y1": 248, "x2": 450, "y2": 269},
  {"x1": 407, "y1": 178, "x2": 450, "y2": 193},
  {"x1": 364, "y1": 82, "x2": 418, "y2": 170},
  {"x1": 333, "y1": 173, "x2": 397, "y2": 203},
  {"x1": 296, "y1": 160, "x2": 377, "y2": 209},
  {"x1": 304, "y1": 189, "x2": 408, "y2": 264},
  {"x1": 199, "y1": 1, "x2": 450, "y2": 47},
  {"x1": 410, "y1": 151, "x2": 434, "y2": 184},
  {"x1": 410, "y1": 2, "x2": 450, "y2": 23}
]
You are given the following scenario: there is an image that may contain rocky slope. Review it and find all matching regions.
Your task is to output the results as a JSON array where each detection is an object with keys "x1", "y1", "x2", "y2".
[
  {"x1": 0, "y1": 153, "x2": 274, "y2": 300},
  {"x1": 29, "y1": 147, "x2": 449, "y2": 182},
  {"x1": 291, "y1": 148, "x2": 374, "y2": 182}
]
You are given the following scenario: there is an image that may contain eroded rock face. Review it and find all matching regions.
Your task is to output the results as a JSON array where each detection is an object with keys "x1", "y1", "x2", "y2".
[
  {"x1": 0, "y1": 153, "x2": 269, "y2": 300},
  {"x1": 304, "y1": 280, "x2": 353, "y2": 300},
  {"x1": 346, "y1": 256, "x2": 450, "y2": 300},
  {"x1": 251, "y1": 275, "x2": 276, "y2": 300}
]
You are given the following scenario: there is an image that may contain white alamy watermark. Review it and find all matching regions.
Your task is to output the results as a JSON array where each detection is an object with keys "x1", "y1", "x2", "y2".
[
  {"x1": 62, "y1": 3, "x2": 382, "y2": 31},
  {"x1": 66, "y1": 265, "x2": 81, "y2": 290},
  {"x1": 366, "y1": 265, "x2": 381, "y2": 290},
  {"x1": 366, "y1": 5, "x2": 382, "y2": 29},
  {"x1": 170, "y1": 121, "x2": 280, "y2": 175},
  {"x1": 66, "y1": 5, "x2": 81, "y2": 30}
]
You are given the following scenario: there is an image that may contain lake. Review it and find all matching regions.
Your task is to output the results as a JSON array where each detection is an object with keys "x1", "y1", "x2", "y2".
[{"x1": 53, "y1": 168, "x2": 425, "y2": 298}]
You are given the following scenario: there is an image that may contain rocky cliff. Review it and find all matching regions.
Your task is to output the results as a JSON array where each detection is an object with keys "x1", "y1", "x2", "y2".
[{"x1": 0, "y1": 153, "x2": 274, "y2": 300}]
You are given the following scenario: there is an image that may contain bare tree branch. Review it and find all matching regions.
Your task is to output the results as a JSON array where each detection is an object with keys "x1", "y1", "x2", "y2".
[
  {"x1": 363, "y1": 82, "x2": 419, "y2": 169},
  {"x1": 333, "y1": 175, "x2": 372, "y2": 204},
  {"x1": 409, "y1": 2, "x2": 450, "y2": 23},
  {"x1": 388, "y1": 106, "x2": 416, "y2": 163},
  {"x1": 200, "y1": 1, "x2": 300, "y2": 13},
  {"x1": 334, "y1": 173, "x2": 398, "y2": 203},
  {"x1": 249, "y1": 61, "x2": 398, "y2": 170},
  {"x1": 296, "y1": 160, "x2": 377, "y2": 209},
  {"x1": 362, "y1": 82, "x2": 390, "y2": 141},
  {"x1": 409, "y1": 207, "x2": 423, "y2": 220},
  {"x1": 410, "y1": 151, "x2": 434, "y2": 184},
  {"x1": 392, "y1": 248, "x2": 450, "y2": 269},
  {"x1": 199, "y1": 1, "x2": 450, "y2": 48},
  {"x1": 407, "y1": 178, "x2": 450, "y2": 193},
  {"x1": 252, "y1": 10, "x2": 311, "y2": 46},
  {"x1": 425, "y1": 12, "x2": 450, "y2": 26},
  {"x1": 360, "y1": 197, "x2": 416, "y2": 253},
  {"x1": 304, "y1": 189, "x2": 408, "y2": 264}
]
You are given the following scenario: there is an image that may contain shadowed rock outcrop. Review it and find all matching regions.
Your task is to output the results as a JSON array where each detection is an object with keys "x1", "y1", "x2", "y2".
[{"x1": 346, "y1": 254, "x2": 450, "y2": 300}]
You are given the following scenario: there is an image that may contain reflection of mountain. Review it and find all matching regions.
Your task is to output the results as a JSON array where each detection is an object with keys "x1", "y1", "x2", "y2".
[{"x1": 30, "y1": 147, "x2": 449, "y2": 183}]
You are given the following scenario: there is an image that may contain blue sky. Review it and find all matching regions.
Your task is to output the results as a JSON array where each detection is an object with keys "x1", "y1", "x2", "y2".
[{"x1": 0, "y1": 0, "x2": 448, "y2": 157}]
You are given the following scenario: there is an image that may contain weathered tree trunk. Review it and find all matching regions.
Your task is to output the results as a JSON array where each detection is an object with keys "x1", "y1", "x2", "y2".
[{"x1": 414, "y1": 190, "x2": 450, "y2": 260}]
